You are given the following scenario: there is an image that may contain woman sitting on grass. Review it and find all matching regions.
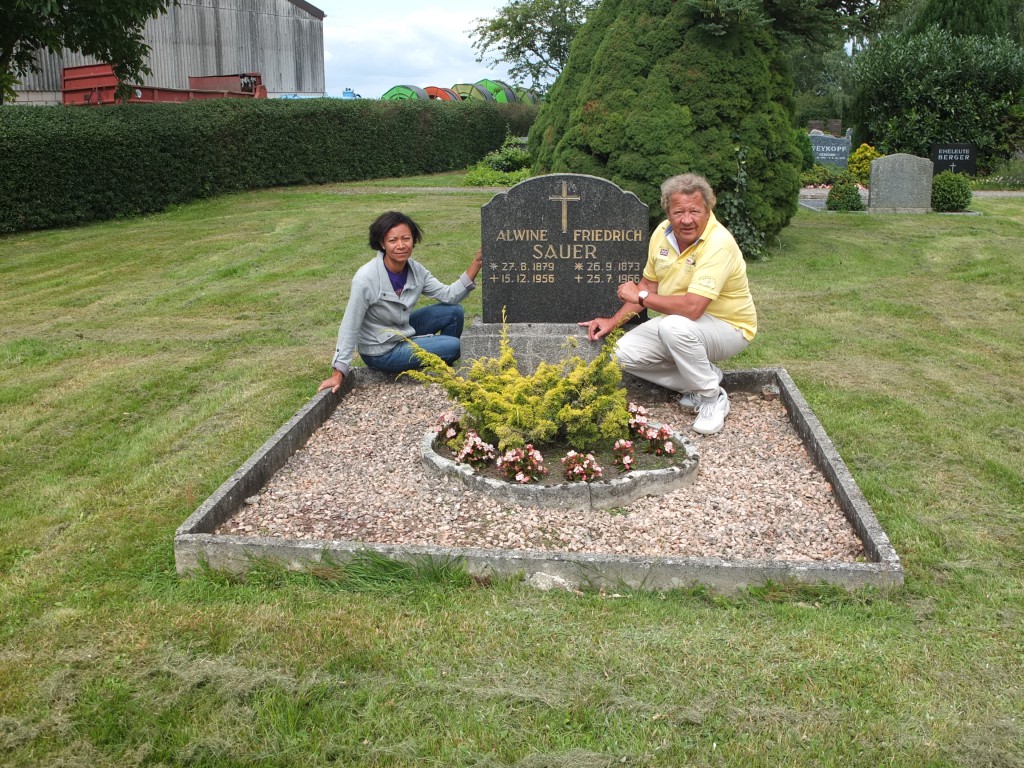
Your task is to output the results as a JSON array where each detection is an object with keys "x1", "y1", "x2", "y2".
[{"x1": 319, "y1": 211, "x2": 483, "y2": 394}]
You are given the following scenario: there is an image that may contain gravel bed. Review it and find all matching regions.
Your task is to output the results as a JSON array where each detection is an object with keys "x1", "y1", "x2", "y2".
[{"x1": 216, "y1": 379, "x2": 864, "y2": 563}]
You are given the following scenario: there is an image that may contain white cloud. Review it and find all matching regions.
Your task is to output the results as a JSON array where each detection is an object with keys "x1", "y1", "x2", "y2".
[{"x1": 315, "y1": 0, "x2": 515, "y2": 98}]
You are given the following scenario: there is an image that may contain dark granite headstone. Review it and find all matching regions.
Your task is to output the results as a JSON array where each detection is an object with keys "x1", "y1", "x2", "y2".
[
  {"x1": 930, "y1": 143, "x2": 978, "y2": 176},
  {"x1": 809, "y1": 133, "x2": 851, "y2": 167},
  {"x1": 481, "y1": 174, "x2": 649, "y2": 323}
]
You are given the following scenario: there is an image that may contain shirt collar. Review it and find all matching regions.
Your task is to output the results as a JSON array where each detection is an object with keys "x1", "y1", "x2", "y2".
[{"x1": 665, "y1": 212, "x2": 718, "y2": 254}]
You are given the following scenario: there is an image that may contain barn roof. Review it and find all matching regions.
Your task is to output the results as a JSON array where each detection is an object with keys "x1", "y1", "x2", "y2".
[{"x1": 288, "y1": 0, "x2": 325, "y2": 20}]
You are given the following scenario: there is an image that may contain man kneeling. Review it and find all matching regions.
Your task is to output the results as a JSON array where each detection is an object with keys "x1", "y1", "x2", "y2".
[{"x1": 579, "y1": 173, "x2": 757, "y2": 435}]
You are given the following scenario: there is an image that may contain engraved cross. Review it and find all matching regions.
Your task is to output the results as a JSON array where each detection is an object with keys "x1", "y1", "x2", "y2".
[{"x1": 549, "y1": 181, "x2": 581, "y2": 233}]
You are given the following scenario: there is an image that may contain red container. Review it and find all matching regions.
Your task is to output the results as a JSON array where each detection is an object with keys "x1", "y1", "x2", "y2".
[{"x1": 62, "y1": 65, "x2": 267, "y2": 105}]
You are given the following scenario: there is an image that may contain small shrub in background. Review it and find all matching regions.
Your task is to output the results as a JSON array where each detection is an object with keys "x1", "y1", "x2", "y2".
[
  {"x1": 931, "y1": 171, "x2": 973, "y2": 212},
  {"x1": 463, "y1": 166, "x2": 532, "y2": 187},
  {"x1": 847, "y1": 143, "x2": 881, "y2": 186},
  {"x1": 826, "y1": 178, "x2": 865, "y2": 211},
  {"x1": 800, "y1": 163, "x2": 843, "y2": 187},
  {"x1": 463, "y1": 134, "x2": 533, "y2": 187},
  {"x1": 796, "y1": 129, "x2": 816, "y2": 171},
  {"x1": 481, "y1": 135, "x2": 531, "y2": 172},
  {"x1": 973, "y1": 157, "x2": 1024, "y2": 189}
]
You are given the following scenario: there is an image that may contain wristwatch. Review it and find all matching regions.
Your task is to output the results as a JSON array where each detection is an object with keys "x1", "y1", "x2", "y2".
[{"x1": 637, "y1": 290, "x2": 649, "y2": 308}]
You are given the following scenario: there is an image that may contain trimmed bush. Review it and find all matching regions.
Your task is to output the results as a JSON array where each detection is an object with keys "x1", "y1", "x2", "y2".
[
  {"x1": 796, "y1": 129, "x2": 815, "y2": 172},
  {"x1": 931, "y1": 170, "x2": 973, "y2": 211},
  {"x1": 0, "y1": 99, "x2": 538, "y2": 233},
  {"x1": 826, "y1": 179, "x2": 865, "y2": 211},
  {"x1": 847, "y1": 143, "x2": 881, "y2": 186}
]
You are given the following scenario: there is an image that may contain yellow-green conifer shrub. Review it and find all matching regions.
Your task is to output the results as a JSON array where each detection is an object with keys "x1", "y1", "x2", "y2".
[
  {"x1": 847, "y1": 143, "x2": 881, "y2": 186},
  {"x1": 405, "y1": 323, "x2": 630, "y2": 451}
]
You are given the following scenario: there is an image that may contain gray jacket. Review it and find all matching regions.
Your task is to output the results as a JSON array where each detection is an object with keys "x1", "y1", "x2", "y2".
[{"x1": 331, "y1": 253, "x2": 476, "y2": 375}]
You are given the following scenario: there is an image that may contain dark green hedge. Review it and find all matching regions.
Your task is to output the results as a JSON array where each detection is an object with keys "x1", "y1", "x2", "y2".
[{"x1": 0, "y1": 98, "x2": 538, "y2": 233}]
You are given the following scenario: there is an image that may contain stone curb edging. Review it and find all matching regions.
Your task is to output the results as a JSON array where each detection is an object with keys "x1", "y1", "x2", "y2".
[
  {"x1": 419, "y1": 429, "x2": 699, "y2": 511},
  {"x1": 174, "y1": 367, "x2": 904, "y2": 592}
]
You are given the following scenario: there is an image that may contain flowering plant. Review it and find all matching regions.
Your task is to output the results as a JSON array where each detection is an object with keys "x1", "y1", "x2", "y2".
[
  {"x1": 627, "y1": 402, "x2": 650, "y2": 438},
  {"x1": 613, "y1": 439, "x2": 635, "y2": 472},
  {"x1": 454, "y1": 431, "x2": 496, "y2": 469},
  {"x1": 643, "y1": 424, "x2": 676, "y2": 456},
  {"x1": 434, "y1": 411, "x2": 463, "y2": 452},
  {"x1": 435, "y1": 411, "x2": 460, "y2": 438},
  {"x1": 497, "y1": 444, "x2": 547, "y2": 483},
  {"x1": 561, "y1": 450, "x2": 603, "y2": 482}
]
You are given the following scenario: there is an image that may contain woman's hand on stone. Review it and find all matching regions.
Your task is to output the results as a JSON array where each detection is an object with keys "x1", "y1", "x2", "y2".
[
  {"x1": 467, "y1": 249, "x2": 483, "y2": 281},
  {"x1": 318, "y1": 369, "x2": 343, "y2": 394}
]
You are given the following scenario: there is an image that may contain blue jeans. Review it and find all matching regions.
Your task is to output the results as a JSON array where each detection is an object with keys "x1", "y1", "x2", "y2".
[{"x1": 361, "y1": 303, "x2": 465, "y2": 373}]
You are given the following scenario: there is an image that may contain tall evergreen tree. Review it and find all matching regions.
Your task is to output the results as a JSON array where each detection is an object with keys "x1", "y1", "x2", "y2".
[
  {"x1": 529, "y1": 0, "x2": 817, "y2": 258},
  {"x1": 909, "y1": 0, "x2": 1014, "y2": 39}
]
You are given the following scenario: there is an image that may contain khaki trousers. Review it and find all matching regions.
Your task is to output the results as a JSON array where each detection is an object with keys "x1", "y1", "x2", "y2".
[{"x1": 615, "y1": 314, "x2": 749, "y2": 398}]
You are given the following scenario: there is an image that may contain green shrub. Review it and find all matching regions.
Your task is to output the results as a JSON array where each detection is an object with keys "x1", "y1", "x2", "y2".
[
  {"x1": 480, "y1": 134, "x2": 532, "y2": 172},
  {"x1": 0, "y1": 99, "x2": 538, "y2": 234},
  {"x1": 850, "y1": 27, "x2": 1024, "y2": 171},
  {"x1": 826, "y1": 179, "x2": 865, "y2": 211},
  {"x1": 931, "y1": 170, "x2": 973, "y2": 211},
  {"x1": 847, "y1": 143, "x2": 881, "y2": 186},
  {"x1": 463, "y1": 134, "x2": 534, "y2": 186},
  {"x1": 404, "y1": 323, "x2": 630, "y2": 451},
  {"x1": 795, "y1": 129, "x2": 815, "y2": 171},
  {"x1": 463, "y1": 166, "x2": 532, "y2": 187},
  {"x1": 800, "y1": 163, "x2": 843, "y2": 187},
  {"x1": 972, "y1": 156, "x2": 1024, "y2": 189}
]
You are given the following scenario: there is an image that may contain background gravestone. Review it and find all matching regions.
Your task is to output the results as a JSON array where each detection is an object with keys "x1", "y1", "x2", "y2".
[
  {"x1": 868, "y1": 154, "x2": 934, "y2": 213},
  {"x1": 481, "y1": 174, "x2": 649, "y2": 324},
  {"x1": 809, "y1": 131, "x2": 852, "y2": 167},
  {"x1": 930, "y1": 143, "x2": 978, "y2": 176}
]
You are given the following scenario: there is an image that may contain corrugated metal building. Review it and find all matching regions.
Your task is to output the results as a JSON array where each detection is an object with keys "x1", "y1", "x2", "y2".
[{"x1": 15, "y1": 0, "x2": 325, "y2": 104}]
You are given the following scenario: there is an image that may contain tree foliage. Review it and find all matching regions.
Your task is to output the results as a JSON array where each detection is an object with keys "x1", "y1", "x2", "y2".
[
  {"x1": 0, "y1": 0, "x2": 177, "y2": 104},
  {"x1": 470, "y1": 0, "x2": 599, "y2": 93},
  {"x1": 849, "y1": 27, "x2": 1024, "y2": 170},
  {"x1": 529, "y1": 0, "x2": 857, "y2": 258},
  {"x1": 909, "y1": 0, "x2": 1015, "y2": 40}
]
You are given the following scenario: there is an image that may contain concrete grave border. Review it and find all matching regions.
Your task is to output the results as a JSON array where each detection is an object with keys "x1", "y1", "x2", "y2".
[
  {"x1": 420, "y1": 424, "x2": 699, "y2": 511},
  {"x1": 174, "y1": 366, "x2": 903, "y2": 592}
]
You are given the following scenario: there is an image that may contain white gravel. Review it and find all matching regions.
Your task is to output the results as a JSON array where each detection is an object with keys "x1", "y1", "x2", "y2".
[{"x1": 216, "y1": 378, "x2": 864, "y2": 563}]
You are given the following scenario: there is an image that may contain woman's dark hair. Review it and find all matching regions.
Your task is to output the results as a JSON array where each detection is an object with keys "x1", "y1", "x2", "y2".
[{"x1": 368, "y1": 211, "x2": 423, "y2": 251}]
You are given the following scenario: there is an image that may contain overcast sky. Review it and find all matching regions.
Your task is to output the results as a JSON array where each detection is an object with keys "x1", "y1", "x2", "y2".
[{"x1": 314, "y1": 0, "x2": 518, "y2": 99}]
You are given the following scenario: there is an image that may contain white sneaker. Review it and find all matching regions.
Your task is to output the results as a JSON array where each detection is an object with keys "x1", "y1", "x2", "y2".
[
  {"x1": 692, "y1": 387, "x2": 730, "y2": 435},
  {"x1": 678, "y1": 365, "x2": 724, "y2": 412}
]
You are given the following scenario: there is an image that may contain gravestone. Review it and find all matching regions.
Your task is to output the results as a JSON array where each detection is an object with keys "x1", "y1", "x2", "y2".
[
  {"x1": 480, "y1": 174, "x2": 649, "y2": 323},
  {"x1": 809, "y1": 131, "x2": 851, "y2": 167},
  {"x1": 868, "y1": 154, "x2": 934, "y2": 213},
  {"x1": 930, "y1": 143, "x2": 978, "y2": 176}
]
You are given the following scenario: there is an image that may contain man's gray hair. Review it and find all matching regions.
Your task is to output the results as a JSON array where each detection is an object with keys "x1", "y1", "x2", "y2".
[{"x1": 660, "y1": 173, "x2": 716, "y2": 211}]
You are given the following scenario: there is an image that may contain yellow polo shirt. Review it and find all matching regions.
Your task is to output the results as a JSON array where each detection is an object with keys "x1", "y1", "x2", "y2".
[{"x1": 643, "y1": 212, "x2": 757, "y2": 341}]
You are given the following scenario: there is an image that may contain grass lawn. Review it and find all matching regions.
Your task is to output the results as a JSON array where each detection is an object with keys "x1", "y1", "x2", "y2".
[{"x1": 1, "y1": 177, "x2": 1022, "y2": 766}]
